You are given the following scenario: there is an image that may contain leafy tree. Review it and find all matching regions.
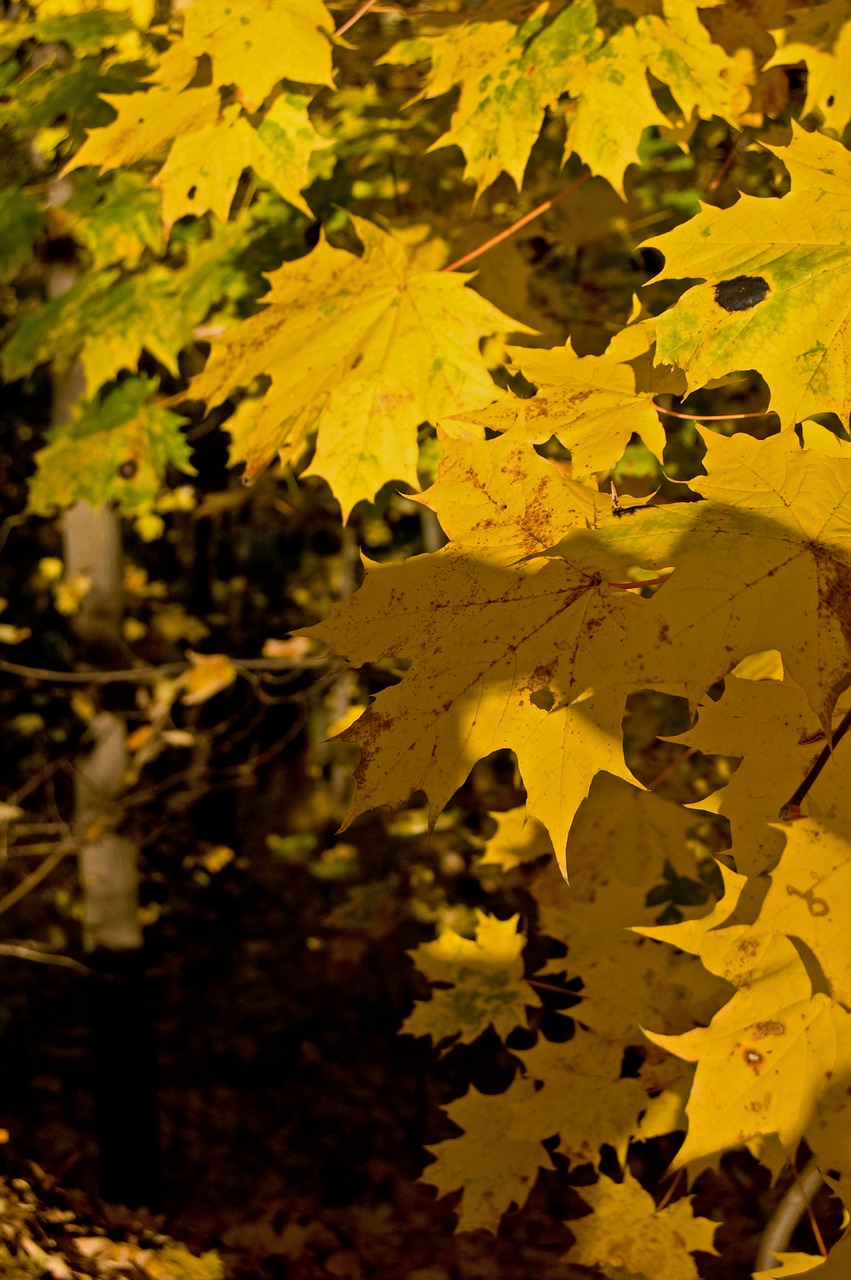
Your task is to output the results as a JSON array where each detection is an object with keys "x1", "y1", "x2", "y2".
[{"x1": 3, "y1": 0, "x2": 851, "y2": 1272}]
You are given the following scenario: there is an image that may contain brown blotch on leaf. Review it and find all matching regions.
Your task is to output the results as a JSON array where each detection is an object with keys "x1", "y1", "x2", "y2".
[{"x1": 752, "y1": 1021, "x2": 785, "y2": 1039}]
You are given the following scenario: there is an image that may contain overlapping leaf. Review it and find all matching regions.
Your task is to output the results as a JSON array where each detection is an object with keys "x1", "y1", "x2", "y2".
[
  {"x1": 27, "y1": 376, "x2": 191, "y2": 516},
  {"x1": 643, "y1": 925, "x2": 851, "y2": 1166},
  {"x1": 568, "y1": 430, "x2": 851, "y2": 730},
  {"x1": 422, "y1": 1078, "x2": 551, "y2": 1232},
  {"x1": 69, "y1": 66, "x2": 324, "y2": 226},
  {"x1": 570, "y1": 1169, "x2": 718, "y2": 1280},
  {"x1": 768, "y1": 0, "x2": 851, "y2": 135},
  {"x1": 452, "y1": 322, "x2": 680, "y2": 476},
  {"x1": 1, "y1": 223, "x2": 245, "y2": 394},
  {"x1": 647, "y1": 126, "x2": 851, "y2": 426},
  {"x1": 510, "y1": 1031, "x2": 647, "y2": 1166},
  {"x1": 641, "y1": 820, "x2": 851, "y2": 1166},
  {"x1": 403, "y1": 910, "x2": 541, "y2": 1047},
  {"x1": 670, "y1": 672, "x2": 851, "y2": 872},
  {"x1": 190, "y1": 219, "x2": 531, "y2": 514},
  {"x1": 383, "y1": 0, "x2": 751, "y2": 195}
]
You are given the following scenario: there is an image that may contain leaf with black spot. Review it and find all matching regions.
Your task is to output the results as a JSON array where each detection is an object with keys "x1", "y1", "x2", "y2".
[{"x1": 714, "y1": 276, "x2": 770, "y2": 312}]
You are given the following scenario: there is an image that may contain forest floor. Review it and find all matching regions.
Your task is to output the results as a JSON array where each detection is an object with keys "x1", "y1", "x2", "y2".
[{"x1": 0, "y1": 775, "x2": 831, "y2": 1280}]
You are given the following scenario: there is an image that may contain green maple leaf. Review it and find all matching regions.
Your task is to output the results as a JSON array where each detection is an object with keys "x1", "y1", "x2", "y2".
[
  {"x1": 63, "y1": 170, "x2": 163, "y2": 270},
  {"x1": 27, "y1": 376, "x2": 192, "y2": 516},
  {"x1": 0, "y1": 187, "x2": 43, "y2": 283},
  {"x1": 1, "y1": 223, "x2": 246, "y2": 394}
]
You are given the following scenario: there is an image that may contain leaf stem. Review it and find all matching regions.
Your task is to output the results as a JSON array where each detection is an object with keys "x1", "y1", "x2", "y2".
[
  {"x1": 779, "y1": 705, "x2": 851, "y2": 819},
  {"x1": 442, "y1": 174, "x2": 591, "y2": 273},
  {"x1": 651, "y1": 401, "x2": 776, "y2": 422}
]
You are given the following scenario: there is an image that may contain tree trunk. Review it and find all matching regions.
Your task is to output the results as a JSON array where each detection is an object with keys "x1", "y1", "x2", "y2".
[{"x1": 50, "y1": 260, "x2": 161, "y2": 1208}]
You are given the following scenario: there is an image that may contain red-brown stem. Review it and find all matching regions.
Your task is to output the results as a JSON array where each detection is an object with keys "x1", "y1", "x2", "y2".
[
  {"x1": 651, "y1": 401, "x2": 775, "y2": 422},
  {"x1": 336, "y1": 0, "x2": 379, "y2": 37},
  {"x1": 442, "y1": 174, "x2": 591, "y2": 272}
]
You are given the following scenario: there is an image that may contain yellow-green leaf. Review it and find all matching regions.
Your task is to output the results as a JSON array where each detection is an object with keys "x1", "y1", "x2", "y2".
[{"x1": 647, "y1": 125, "x2": 851, "y2": 426}]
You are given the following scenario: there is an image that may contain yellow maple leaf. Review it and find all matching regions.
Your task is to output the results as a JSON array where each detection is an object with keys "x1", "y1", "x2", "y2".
[
  {"x1": 565, "y1": 0, "x2": 752, "y2": 191},
  {"x1": 153, "y1": 93, "x2": 322, "y2": 227},
  {"x1": 190, "y1": 218, "x2": 531, "y2": 514},
  {"x1": 511, "y1": 1032, "x2": 647, "y2": 1166},
  {"x1": 670, "y1": 674, "x2": 851, "y2": 873},
  {"x1": 767, "y1": 0, "x2": 851, "y2": 135},
  {"x1": 646, "y1": 125, "x2": 851, "y2": 426},
  {"x1": 382, "y1": 0, "x2": 599, "y2": 199},
  {"x1": 421, "y1": 429, "x2": 606, "y2": 565},
  {"x1": 644, "y1": 926, "x2": 851, "y2": 1166},
  {"x1": 478, "y1": 807, "x2": 552, "y2": 870},
  {"x1": 403, "y1": 910, "x2": 541, "y2": 1046},
  {"x1": 569, "y1": 1169, "x2": 718, "y2": 1279},
  {"x1": 70, "y1": 77, "x2": 222, "y2": 174},
  {"x1": 303, "y1": 543, "x2": 641, "y2": 862},
  {"x1": 758, "y1": 818, "x2": 851, "y2": 1004},
  {"x1": 383, "y1": 0, "x2": 750, "y2": 195},
  {"x1": 422, "y1": 1077, "x2": 551, "y2": 1231},
  {"x1": 583, "y1": 431, "x2": 851, "y2": 733},
  {"x1": 535, "y1": 776, "x2": 726, "y2": 1041},
  {"x1": 181, "y1": 0, "x2": 334, "y2": 110},
  {"x1": 179, "y1": 652, "x2": 237, "y2": 705},
  {"x1": 453, "y1": 322, "x2": 680, "y2": 476}
]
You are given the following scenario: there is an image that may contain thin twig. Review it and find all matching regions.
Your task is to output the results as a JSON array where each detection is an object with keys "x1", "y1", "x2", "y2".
[
  {"x1": 646, "y1": 746, "x2": 698, "y2": 793},
  {"x1": 336, "y1": 0, "x2": 379, "y2": 37},
  {"x1": 707, "y1": 130, "x2": 747, "y2": 194},
  {"x1": 442, "y1": 174, "x2": 591, "y2": 273},
  {"x1": 3, "y1": 842, "x2": 75, "y2": 858},
  {"x1": 0, "y1": 943, "x2": 92, "y2": 975},
  {"x1": 527, "y1": 977, "x2": 579, "y2": 997},
  {"x1": 0, "y1": 655, "x2": 329, "y2": 685},
  {"x1": 790, "y1": 1158, "x2": 828, "y2": 1258},
  {"x1": 0, "y1": 844, "x2": 75, "y2": 918}
]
